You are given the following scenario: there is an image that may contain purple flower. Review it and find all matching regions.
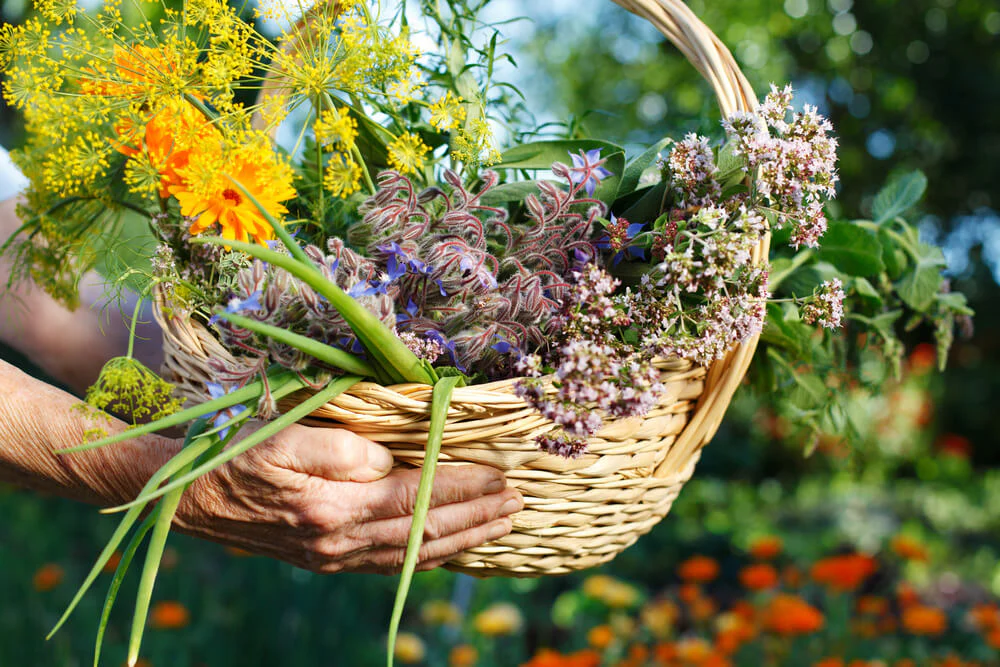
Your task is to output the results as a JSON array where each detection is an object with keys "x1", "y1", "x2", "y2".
[
  {"x1": 206, "y1": 381, "x2": 248, "y2": 440},
  {"x1": 595, "y1": 215, "x2": 647, "y2": 265},
  {"x1": 209, "y1": 290, "x2": 264, "y2": 325},
  {"x1": 569, "y1": 148, "x2": 613, "y2": 196},
  {"x1": 425, "y1": 330, "x2": 466, "y2": 371},
  {"x1": 378, "y1": 242, "x2": 409, "y2": 281}
]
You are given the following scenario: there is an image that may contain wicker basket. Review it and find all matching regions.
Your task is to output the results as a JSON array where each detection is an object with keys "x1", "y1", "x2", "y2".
[{"x1": 156, "y1": 0, "x2": 766, "y2": 578}]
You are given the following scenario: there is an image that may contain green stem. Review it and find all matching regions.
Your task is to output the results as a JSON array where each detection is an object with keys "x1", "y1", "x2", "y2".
[
  {"x1": 184, "y1": 93, "x2": 219, "y2": 123},
  {"x1": 386, "y1": 375, "x2": 462, "y2": 667},
  {"x1": 125, "y1": 295, "x2": 144, "y2": 360}
]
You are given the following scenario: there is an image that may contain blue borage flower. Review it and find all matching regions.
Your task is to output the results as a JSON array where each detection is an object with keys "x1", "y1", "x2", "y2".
[
  {"x1": 425, "y1": 330, "x2": 466, "y2": 372},
  {"x1": 205, "y1": 381, "x2": 248, "y2": 439},
  {"x1": 568, "y1": 148, "x2": 613, "y2": 196},
  {"x1": 209, "y1": 290, "x2": 264, "y2": 325},
  {"x1": 595, "y1": 214, "x2": 647, "y2": 265}
]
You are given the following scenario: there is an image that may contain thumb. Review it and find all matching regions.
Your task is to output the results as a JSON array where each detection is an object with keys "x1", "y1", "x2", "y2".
[{"x1": 277, "y1": 424, "x2": 395, "y2": 482}]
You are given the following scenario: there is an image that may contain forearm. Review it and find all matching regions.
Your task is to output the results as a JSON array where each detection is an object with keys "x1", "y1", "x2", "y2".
[
  {"x1": 0, "y1": 196, "x2": 162, "y2": 394},
  {"x1": 0, "y1": 358, "x2": 179, "y2": 506}
]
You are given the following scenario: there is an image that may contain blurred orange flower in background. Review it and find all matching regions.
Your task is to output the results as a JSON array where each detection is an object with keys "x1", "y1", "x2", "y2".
[
  {"x1": 522, "y1": 648, "x2": 600, "y2": 667},
  {"x1": 810, "y1": 554, "x2": 877, "y2": 592},
  {"x1": 762, "y1": 594, "x2": 824, "y2": 635},
  {"x1": 891, "y1": 535, "x2": 930, "y2": 562},
  {"x1": 936, "y1": 433, "x2": 972, "y2": 459},
  {"x1": 149, "y1": 601, "x2": 190, "y2": 630},
  {"x1": 449, "y1": 644, "x2": 478, "y2": 667},
  {"x1": 748, "y1": 536, "x2": 784, "y2": 560},
  {"x1": 856, "y1": 596, "x2": 889, "y2": 615},
  {"x1": 678, "y1": 556, "x2": 719, "y2": 583},
  {"x1": 587, "y1": 625, "x2": 614, "y2": 650},
  {"x1": 32, "y1": 563, "x2": 64, "y2": 592},
  {"x1": 814, "y1": 659, "x2": 844, "y2": 667},
  {"x1": 901, "y1": 604, "x2": 947, "y2": 636},
  {"x1": 739, "y1": 563, "x2": 779, "y2": 591}
]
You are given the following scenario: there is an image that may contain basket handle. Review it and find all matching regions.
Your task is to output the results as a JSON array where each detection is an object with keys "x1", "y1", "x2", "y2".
[{"x1": 251, "y1": 0, "x2": 769, "y2": 476}]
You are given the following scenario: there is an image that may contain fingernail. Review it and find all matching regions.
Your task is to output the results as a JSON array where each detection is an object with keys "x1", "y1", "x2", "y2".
[
  {"x1": 487, "y1": 519, "x2": 512, "y2": 541},
  {"x1": 365, "y1": 441, "x2": 394, "y2": 475},
  {"x1": 500, "y1": 495, "x2": 523, "y2": 516},
  {"x1": 485, "y1": 478, "x2": 506, "y2": 495}
]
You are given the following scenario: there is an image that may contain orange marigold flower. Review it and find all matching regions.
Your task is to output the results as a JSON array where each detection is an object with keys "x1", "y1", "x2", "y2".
[
  {"x1": 149, "y1": 600, "x2": 190, "y2": 630},
  {"x1": 908, "y1": 342, "x2": 936, "y2": 374},
  {"x1": 678, "y1": 583, "x2": 702, "y2": 604},
  {"x1": 748, "y1": 536, "x2": 784, "y2": 560},
  {"x1": 810, "y1": 554, "x2": 877, "y2": 592},
  {"x1": 81, "y1": 45, "x2": 186, "y2": 99},
  {"x1": 850, "y1": 619, "x2": 878, "y2": 638},
  {"x1": 675, "y1": 637, "x2": 712, "y2": 663},
  {"x1": 33, "y1": 563, "x2": 64, "y2": 592},
  {"x1": 730, "y1": 600, "x2": 756, "y2": 623},
  {"x1": 762, "y1": 594, "x2": 824, "y2": 636},
  {"x1": 690, "y1": 596, "x2": 717, "y2": 622},
  {"x1": 901, "y1": 604, "x2": 947, "y2": 636},
  {"x1": 739, "y1": 563, "x2": 779, "y2": 591},
  {"x1": 814, "y1": 659, "x2": 844, "y2": 667},
  {"x1": 968, "y1": 603, "x2": 1000, "y2": 631},
  {"x1": 986, "y1": 626, "x2": 1000, "y2": 650},
  {"x1": 678, "y1": 556, "x2": 719, "y2": 583},
  {"x1": 449, "y1": 645, "x2": 478, "y2": 667},
  {"x1": 653, "y1": 643, "x2": 676, "y2": 663},
  {"x1": 521, "y1": 649, "x2": 601, "y2": 667},
  {"x1": 587, "y1": 625, "x2": 614, "y2": 650},
  {"x1": 894, "y1": 660, "x2": 916, "y2": 667},
  {"x1": 891, "y1": 535, "x2": 930, "y2": 562},
  {"x1": 173, "y1": 143, "x2": 296, "y2": 246},
  {"x1": 703, "y1": 654, "x2": 732, "y2": 667}
]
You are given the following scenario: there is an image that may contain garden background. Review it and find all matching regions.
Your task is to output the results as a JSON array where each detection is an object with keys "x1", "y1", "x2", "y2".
[{"x1": 0, "y1": 0, "x2": 998, "y2": 665}]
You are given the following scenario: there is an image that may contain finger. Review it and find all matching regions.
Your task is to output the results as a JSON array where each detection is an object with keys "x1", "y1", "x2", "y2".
[
  {"x1": 357, "y1": 464, "x2": 508, "y2": 522},
  {"x1": 357, "y1": 488, "x2": 523, "y2": 548},
  {"x1": 274, "y1": 425, "x2": 394, "y2": 482},
  {"x1": 343, "y1": 517, "x2": 513, "y2": 575}
]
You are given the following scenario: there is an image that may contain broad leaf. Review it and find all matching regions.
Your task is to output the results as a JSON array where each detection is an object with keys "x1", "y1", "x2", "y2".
[
  {"x1": 494, "y1": 139, "x2": 625, "y2": 204},
  {"x1": 816, "y1": 221, "x2": 885, "y2": 276},
  {"x1": 896, "y1": 244, "x2": 946, "y2": 312},
  {"x1": 620, "y1": 137, "x2": 672, "y2": 195},
  {"x1": 478, "y1": 180, "x2": 549, "y2": 205},
  {"x1": 873, "y1": 171, "x2": 927, "y2": 225}
]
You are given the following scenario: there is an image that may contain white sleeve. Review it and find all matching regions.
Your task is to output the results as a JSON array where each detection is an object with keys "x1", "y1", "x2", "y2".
[{"x1": 0, "y1": 146, "x2": 29, "y2": 202}]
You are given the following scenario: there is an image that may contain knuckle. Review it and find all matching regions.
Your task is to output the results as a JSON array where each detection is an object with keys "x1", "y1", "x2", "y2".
[{"x1": 422, "y1": 515, "x2": 444, "y2": 542}]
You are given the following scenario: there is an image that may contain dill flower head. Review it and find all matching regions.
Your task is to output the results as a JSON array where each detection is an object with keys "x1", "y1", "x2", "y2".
[
  {"x1": 428, "y1": 91, "x2": 466, "y2": 132},
  {"x1": 314, "y1": 107, "x2": 358, "y2": 152},
  {"x1": 323, "y1": 153, "x2": 363, "y2": 198},
  {"x1": 85, "y1": 357, "x2": 185, "y2": 426},
  {"x1": 387, "y1": 132, "x2": 430, "y2": 175}
]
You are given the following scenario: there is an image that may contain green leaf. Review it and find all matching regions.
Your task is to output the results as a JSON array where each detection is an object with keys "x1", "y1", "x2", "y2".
[
  {"x1": 104, "y1": 376, "x2": 363, "y2": 513},
  {"x1": 387, "y1": 375, "x2": 462, "y2": 667},
  {"x1": 58, "y1": 371, "x2": 303, "y2": 453},
  {"x1": 816, "y1": 221, "x2": 885, "y2": 276},
  {"x1": 94, "y1": 508, "x2": 158, "y2": 667},
  {"x1": 620, "y1": 137, "x2": 672, "y2": 195},
  {"x1": 494, "y1": 139, "x2": 625, "y2": 204},
  {"x1": 873, "y1": 171, "x2": 927, "y2": 225},
  {"x1": 896, "y1": 247, "x2": 946, "y2": 312},
  {"x1": 878, "y1": 227, "x2": 907, "y2": 279},
  {"x1": 618, "y1": 182, "x2": 667, "y2": 224},
  {"x1": 937, "y1": 291, "x2": 975, "y2": 316},
  {"x1": 214, "y1": 311, "x2": 375, "y2": 378},
  {"x1": 478, "y1": 180, "x2": 549, "y2": 205},
  {"x1": 852, "y1": 277, "x2": 883, "y2": 308},
  {"x1": 715, "y1": 139, "x2": 746, "y2": 189},
  {"x1": 127, "y1": 419, "x2": 215, "y2": 666}
]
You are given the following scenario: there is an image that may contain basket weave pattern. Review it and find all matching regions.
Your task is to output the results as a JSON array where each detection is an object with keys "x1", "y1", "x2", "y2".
[{"x1": 157, "y1": 0, "x2": 766, "y2": 577}]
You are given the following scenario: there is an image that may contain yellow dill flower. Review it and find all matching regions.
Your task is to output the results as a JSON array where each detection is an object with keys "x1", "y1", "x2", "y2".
[
  {"x1": 172, "y1": 140, "x2": 297, "y2": 245},
  {"x1": 388, "y1": 75, "x2": 422, "y2": 105},
  {"x1": 0, "y1": 23, "x2": 21, "y2": 68},
  {"x1": 314, "y1": 107, "x2": 357, "y2": 152},
  {"x1": 34, "y1": 0, "x2": 78, "y2": 25},
  {"x1": 85, "y1": 357, "x2": 185, "y2": 426},
  {"x1": 44, "y1": 131, "x2": 113, "y2": 196},
  {"x1": 388, "y1": 132, "x2": 430, "y2": 175},
  {"x1": 429, "y1": 92, "x2": 466, "y2": 131},
  {"x1": 323, "y1": 153, "x2": 362, "y2": 198},
  {"x1": 452, "y1": 117, "x2": 501, "y2": 167}
]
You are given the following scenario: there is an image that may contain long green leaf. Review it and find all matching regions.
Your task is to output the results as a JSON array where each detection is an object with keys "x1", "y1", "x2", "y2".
[
  {"x1": 386, "y1": 375, "x2": 462, "y2": 667},
  {"x1": 93, "y1": 507, "x2": 158, "y2": 667},
  {"x1": 215, "y1": 311, "x2": 375, "y2": 378},
  {"x1": 48, "y1": 429, "x2": 220, "y2": 638},
  {"x1": 58, "y1": 371, "x2": 303, "y2": 453},
  {"x1": 227, "y1": 177, "x2": 313, "y2": 267},
  {"x1": 103, "y1": 376, "x2": 362, "y2": 513},
  {"x1": 126, "y1": 420, "x2": 211, "y2": 667},
  {"x1": 192, "y1": 237, "x2": 433, "y2": 385}
]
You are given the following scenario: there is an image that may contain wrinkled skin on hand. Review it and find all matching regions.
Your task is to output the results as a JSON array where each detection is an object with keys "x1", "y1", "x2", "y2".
[{"x1": 173, "y1": 422, "x2": 523, "y2": 574}]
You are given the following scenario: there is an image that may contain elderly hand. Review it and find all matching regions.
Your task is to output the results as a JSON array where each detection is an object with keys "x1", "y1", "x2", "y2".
[{"x1": 173, "y1": 422, "x2": 522, "y2": 574}]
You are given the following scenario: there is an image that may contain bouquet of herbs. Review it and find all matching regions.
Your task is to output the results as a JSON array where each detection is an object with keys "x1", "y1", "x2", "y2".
[{"x1": 0, "y1": 0, "x2": 971, "y2": 664}]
